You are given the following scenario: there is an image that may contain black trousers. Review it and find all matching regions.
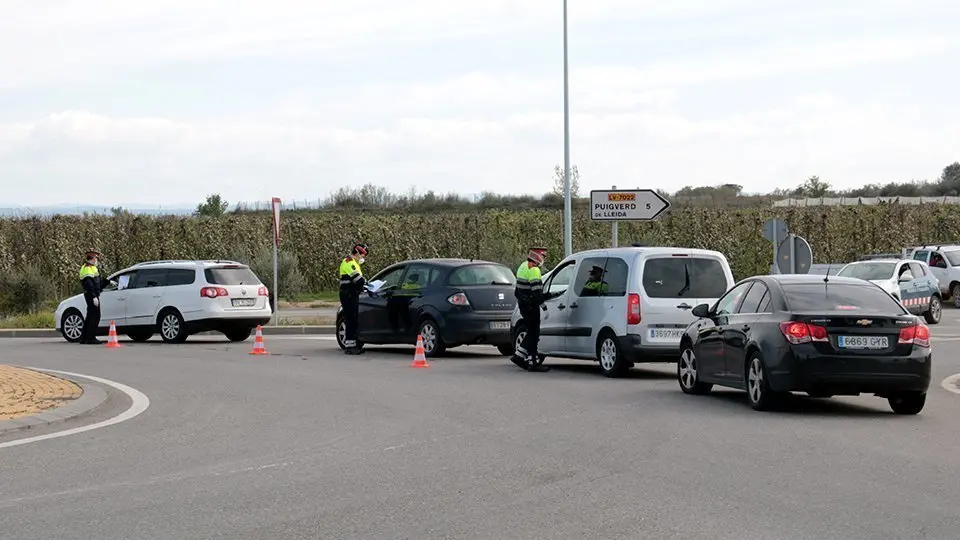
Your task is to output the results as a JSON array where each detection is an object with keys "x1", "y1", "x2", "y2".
[
  {"x1": 518, "y1": 303, "x2": 540, "y2": 359},
  {"x1": 339, "y1": 290, "x2": 360, "y2": 347},
  {"x1": 81, "y1": 294, "x2": 101, "y2": 342}
]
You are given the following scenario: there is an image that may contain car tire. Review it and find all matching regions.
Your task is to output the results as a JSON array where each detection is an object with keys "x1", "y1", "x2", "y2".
[
  {"x1": 951, "y1": 283, "x2": 960, "y2": 308},
  {"x1": 597, "y1": 330, "x2": 630, "y2": 378},
  {"x1": 127, "y1": 330, "x2": 153, "y2": 342},
  {"x1": 497, "y1": 344, "x2": 514, "y2": 356},
  {"x1": 418, "y1": 318, "x2": 446, "y2": 358},
  {"x1": 888, "y1": 391, "x2": 926, "y2": 415},
  {"x1": 677, "y1": 344, "x2": 712, "y2": 395},
  {"x1": 224, "y1": 328, "x2": 252, "y2": 342},
  {"x1": 924, "y1": 295, "x2": 942, "y2": 325},
  {"x1": 157, "y1": 309, "x2": 188, "y2": 344},
  {"x1": 60, "y1": 309, "x2": 85, "y2": 343},
  {"x1": 745, "y1": 353, "x2": 782, "y2": 411},
  {"x1": 335, "y1": 317, "x2": 364, "y2": 350}
]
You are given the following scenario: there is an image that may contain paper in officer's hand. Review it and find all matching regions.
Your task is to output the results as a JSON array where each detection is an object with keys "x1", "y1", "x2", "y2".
[{"x1": 365, "y1": 280, "x2": 386, "y2": 293}]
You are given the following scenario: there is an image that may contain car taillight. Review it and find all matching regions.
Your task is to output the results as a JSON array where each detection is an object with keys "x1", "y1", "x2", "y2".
[
  {"x1": 200, "y1": 286, "x2": 228, "y2": 298},
  {"x1": 447, "y1": 292, "x2": 470, "y2": 306},
  {"x1": 898, "y1": 324, "x2": 931, "y2": 348},
  {"x1": 627, "y1": 293, "x2": 641, "y2": 324},
  {"x1": 779, "y1": 321, "x2": 828, "y2": 344},
  {"x1": 258, "y1": 286, "x2": 268, "y2": 296}
]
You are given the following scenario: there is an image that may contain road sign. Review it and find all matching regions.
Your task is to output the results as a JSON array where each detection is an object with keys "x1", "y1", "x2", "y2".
[
  {"x1": 589, "y1": 189, "x2": 670, "y2": 221},
  {"x1": 776, "y1": 234, "x2": 813, "y2": 274},
  {"x1": 762, "y1": 218, "x2": 788, "y2": 243},
  {"x1": 271, "y1": 197, "x2": 281, "y2": 247}
]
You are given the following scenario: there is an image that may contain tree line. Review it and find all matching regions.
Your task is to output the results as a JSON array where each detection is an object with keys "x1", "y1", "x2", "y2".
[{"x1": 177, "y1": 160, "x2": 960, "y2": 217}]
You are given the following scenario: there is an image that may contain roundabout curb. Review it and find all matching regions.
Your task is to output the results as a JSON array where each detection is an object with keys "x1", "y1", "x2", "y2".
[{"x1": 0, "y1": 371, "x2": 107, "y2": 435}]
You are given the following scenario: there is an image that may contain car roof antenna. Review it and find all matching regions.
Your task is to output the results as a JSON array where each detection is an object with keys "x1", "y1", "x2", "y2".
[{"x1": 824, "y1": 263, "x2": 831, "y2": 283}]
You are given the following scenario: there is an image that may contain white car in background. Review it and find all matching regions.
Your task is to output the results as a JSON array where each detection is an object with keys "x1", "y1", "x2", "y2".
[
  {"x1": 54, "y1": 260, "x2": 273, "y2": 343},
  {"x1": 835, "y1": 258, "x2": 942, "y2": 324}
]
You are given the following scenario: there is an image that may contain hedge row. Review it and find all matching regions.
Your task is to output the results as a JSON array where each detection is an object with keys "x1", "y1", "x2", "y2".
[{"x1": 1, "y1": 205, "x2": 957, "y2": 296}]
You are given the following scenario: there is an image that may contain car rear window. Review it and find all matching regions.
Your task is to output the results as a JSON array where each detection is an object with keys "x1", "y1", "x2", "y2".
[
  {"x1": 448, "y1": 264, "x2": 516, "y2": 286},
  {"x1": 836, "y1": 262, "x2": 895, "y2": 280},
  {"x1": 642, "y1": 257, "x2": 728, "y2": 299},
  {"x1": 204, "y1": 266, "x2": 262, "y2": 285},
  {"x1": 781, "y1": 283, "x2": 906, "y2": 313}
]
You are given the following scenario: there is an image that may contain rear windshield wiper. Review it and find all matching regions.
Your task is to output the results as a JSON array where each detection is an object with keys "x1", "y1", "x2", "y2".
[{"x1": 677, "y1": 263, "x2": 691, "y2": 297}]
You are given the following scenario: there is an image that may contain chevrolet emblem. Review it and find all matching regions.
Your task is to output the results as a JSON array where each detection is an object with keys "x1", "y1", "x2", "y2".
[{"x1": 856, "y1": 319, "x2": 872, "y2": 326}]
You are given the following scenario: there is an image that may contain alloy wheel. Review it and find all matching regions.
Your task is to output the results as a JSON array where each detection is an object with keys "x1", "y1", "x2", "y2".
[
  {"x1": 599, "y1": 338, "x2": 617, "y2": 371},
  {"x1": 420, "y1": 322, "x2": 438, "y2": 354},
  {"x1": 161, "y1": 314, "x2": 180, "y2": 341},
  {"x1": 63, "y1": 313, "x2": 84, "y2": 341},
  {"x1": 679, "y1": 349, "x2": 698, "y2": 389},
  {"x1": 747, "y1": 358, "x2": 764, "y2": 403}
]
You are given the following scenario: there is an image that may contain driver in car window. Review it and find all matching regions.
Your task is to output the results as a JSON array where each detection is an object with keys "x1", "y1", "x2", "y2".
[{"x1": 581, "y1": 266, "x2": 608, "y2": 296}]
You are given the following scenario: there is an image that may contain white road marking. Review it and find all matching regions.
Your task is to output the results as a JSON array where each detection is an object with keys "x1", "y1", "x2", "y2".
[
  {"x1": 0, "y1": 368, "x2": 150, "y2": 450},
  {"x1": 941, "y1": 373, "x2": 960, "y2": 395}
]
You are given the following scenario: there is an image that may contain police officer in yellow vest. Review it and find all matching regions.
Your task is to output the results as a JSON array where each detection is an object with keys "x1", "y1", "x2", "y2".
[
  {"x1": 79, "y1": 248, "x2": 110, "y2": 344},
  {"x1": 511, "y1": 247, "x2": 551, "y2": 372},
  {"x1": 339, "y1": 243, "x2": 368, "y2": 355}
]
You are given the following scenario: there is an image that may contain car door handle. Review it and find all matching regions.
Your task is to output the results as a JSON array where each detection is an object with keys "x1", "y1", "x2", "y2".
[
  {"x1": 741, "y1": 324, "x2": 750, "y2": 331},
  {"x1": 676, "y1": 303, "x2": 692, "y2": 310},
  {"x1": 569, "y1": 302, "x2": 578, "y2": 308},
  {"x1": 557, "y1": 304, "x2": 566, "y2": 310}
]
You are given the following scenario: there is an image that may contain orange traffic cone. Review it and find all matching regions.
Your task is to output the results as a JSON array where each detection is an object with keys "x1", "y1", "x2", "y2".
[
  {"x1": 249, "y1": 325, "x2": 269, "y2": 355},
  {"x1": 410, "y1": 334, "x2": 429, "y2": 368},
  {"x1": 104, "y1": 320, "x2": 122, "y2": 348}
]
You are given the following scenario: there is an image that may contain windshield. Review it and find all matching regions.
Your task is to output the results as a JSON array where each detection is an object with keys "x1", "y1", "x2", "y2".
[
  {"x1": 642, "y1": 257, "x2": 728, "y2": 298},
  {"x1": 781, "y1": 282, "x2": 906, "y2": 313},
  {"x1": 204, "y1": 266, "x2": 262, "y2": 285},
  {"x1": 837, "y1": 262, "x2": 896, "y2": 281},
  {"x1": 447, "y1": 264, "x2": 516, "y2": 286}
]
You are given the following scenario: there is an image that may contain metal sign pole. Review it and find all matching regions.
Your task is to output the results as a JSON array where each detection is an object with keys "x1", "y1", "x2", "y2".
[
  {"x1": 611, "y1": 184, "x2": 618, "y2": 248},
  {"x1": 271, "y1": 197, "x2": 281, "y2": 325},
  {"x1": 789, "y1": 233, "x2": 797, "y2": 274},
  {"x1": 772, "y1": 227, "x2": 779, "y2": 275}
]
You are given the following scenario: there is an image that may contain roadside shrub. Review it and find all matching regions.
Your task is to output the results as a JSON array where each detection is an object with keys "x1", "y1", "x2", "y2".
[
  {"x1": 0, "y1": 263, "x2": 58, "y2": 316},
  {"x1": 229, "y1": 244, "x2": 308, "y2": 301}
]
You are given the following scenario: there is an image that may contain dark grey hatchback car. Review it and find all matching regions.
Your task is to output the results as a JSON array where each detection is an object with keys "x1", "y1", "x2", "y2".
[
  {"x1": 677, "y1": 274, "x2": 932, "y2": 414},
  {"x1": 335, "y1": 258, "x2": 518, "y2": 357}
]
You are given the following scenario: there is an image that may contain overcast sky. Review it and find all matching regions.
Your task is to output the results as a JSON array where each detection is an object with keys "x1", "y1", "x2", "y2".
[{"x1": 1, "y1": 0, "x2": 957, "y2": 208}]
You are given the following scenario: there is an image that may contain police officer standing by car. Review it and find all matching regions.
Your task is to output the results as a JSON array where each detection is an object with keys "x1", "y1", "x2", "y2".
[
  {"x1": 338, "y1": 243, "x2": 368, "y2": 355},
  {"x1": 510, "y1": 247, "x2": 551, "y2": 372},
  {"x1": 78, "y1": 248, "x2": 110, "y2": 345}
]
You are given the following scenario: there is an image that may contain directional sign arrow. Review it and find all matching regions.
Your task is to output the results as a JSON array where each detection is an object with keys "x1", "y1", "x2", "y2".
[{"x1": 589, "y1": 189, "x2": 671, "y2": 221}]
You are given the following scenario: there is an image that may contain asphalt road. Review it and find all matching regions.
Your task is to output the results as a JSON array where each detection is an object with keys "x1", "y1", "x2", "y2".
[
  {"x1": 276, "y1": 307, "x2": 337, "y2": 319},
  {"x1": 2, "y1": 319, "x2": 960, "y2": 539}
]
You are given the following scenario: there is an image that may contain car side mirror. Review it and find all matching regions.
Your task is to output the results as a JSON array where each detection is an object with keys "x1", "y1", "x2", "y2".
[{"x1": 691, "y1": 303, "x2": 711, "y2": 318}]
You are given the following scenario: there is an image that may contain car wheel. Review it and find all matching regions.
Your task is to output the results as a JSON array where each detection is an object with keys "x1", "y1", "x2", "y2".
[
  {"x1": 952, "y1": 283, "x2": 960, "y2": 308},
  {"x1": 924, "y1": 295, "x2": 942, "y2": 324},
  {"x1": 418, "y1": 318, "x2": 446, "y2": 358},
  {"x1": 126, "y1": 330, "x2": 153, "y2": 342},
  {"x1": 335, "y1": 317, "x2": 363, "y2": 350},
  {"x1": 60, "y1": 309, "x2": 85, "y2": 343},
  {"x1": 746, "y1": 353, "x2": 781, "y2": 411},
  {"x1": 512, "y1": 325, "x2": 527, "y2": 354},
  {"x1": 677, "y1": 345, "x2": 712, "y2": 395},
  {"x1": 497, "y1": 344, "x2": 514, "y2": 356},
  {"x1": 158, "y1": 309, "x2": 188, "y2": 344},
  {"x1": 597, "y1": 331, "x2": 629, "y2": 378},
  {"x1": 888, "y1": 391, "x2": 926, "y2": 415},
  {"x1": 224, "y1": 328, "x2": 252, "y2": 342}
]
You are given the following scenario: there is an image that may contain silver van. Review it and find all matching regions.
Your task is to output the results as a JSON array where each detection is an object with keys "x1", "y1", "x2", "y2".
[{"x1": 507, "y1": 247, "x2": 736, "y2": 377}]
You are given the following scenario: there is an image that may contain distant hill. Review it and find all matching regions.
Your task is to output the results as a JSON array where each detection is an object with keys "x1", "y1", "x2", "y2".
[{"x1": 0, "y1": 204, "x2": 196, "y2": 217}]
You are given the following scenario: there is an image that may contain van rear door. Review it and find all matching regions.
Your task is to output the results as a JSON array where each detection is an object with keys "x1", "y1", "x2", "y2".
[{"x1": 636, "y1": 253, "x2": 733, "y2": 346}]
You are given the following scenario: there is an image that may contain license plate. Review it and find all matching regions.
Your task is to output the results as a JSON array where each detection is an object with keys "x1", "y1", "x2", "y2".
[
  {"x1": 837, "y1": 335, "x2": 889, "y2": 349},
  {"x1": 231, "y1": 298, "x2": 256, "y2": 307},
  {"x1": 648, "y1": 328, "x2": 684, "y2": 342},
  {"x1": 489, "y1": 321, "x2": 510, "y2": 330}
]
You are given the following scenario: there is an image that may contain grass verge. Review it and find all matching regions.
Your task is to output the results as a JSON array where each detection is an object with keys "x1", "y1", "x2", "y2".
[{"x1": 0, "y1": 312, "x2": 55, "y2": 329}]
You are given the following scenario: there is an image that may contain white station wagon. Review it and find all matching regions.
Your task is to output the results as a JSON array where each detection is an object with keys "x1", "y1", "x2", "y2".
[
  {"x1": 509, "y1": 246, "x2": 736, "y2": 377},
  {"x1": 55, "y1": 260, "x2": 273, "y2": 343}
]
